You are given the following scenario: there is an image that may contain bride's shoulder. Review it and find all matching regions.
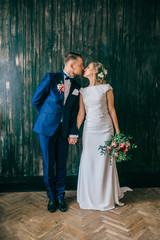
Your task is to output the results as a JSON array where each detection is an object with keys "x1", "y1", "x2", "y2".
[
  {"x1": 79, "y1": 87, "x2": 85, "y2": 94},
  {"x1": 102, "y1": 83, "x2": 113, "y2": 92}
]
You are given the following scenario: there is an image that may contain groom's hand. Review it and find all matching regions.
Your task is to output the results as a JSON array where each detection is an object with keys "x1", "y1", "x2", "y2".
[{"x1": 68, "y1": 137, "x2": 78, "y2": 145}]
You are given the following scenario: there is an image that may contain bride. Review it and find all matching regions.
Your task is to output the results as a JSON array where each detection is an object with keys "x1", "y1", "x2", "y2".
[{"x1": 77, "y1": 62, "x2": 131, "y2": 211}]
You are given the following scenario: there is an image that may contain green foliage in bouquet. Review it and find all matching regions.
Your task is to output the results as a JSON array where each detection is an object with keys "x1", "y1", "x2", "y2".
[{"x1": 99, "y1": 132, "x2": 137, "y2": 163}]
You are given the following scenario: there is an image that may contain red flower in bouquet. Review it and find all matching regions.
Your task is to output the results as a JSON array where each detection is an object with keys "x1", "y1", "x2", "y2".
[
  {"x1": 106, "y1": 146, "x2": 111, "y2": 150},
  {"x1": 119, "y1": 142, "x2": 125, "y2": 148},
  {"x1": 121, "y1": 147, "x2": 126, "y2": 152}
]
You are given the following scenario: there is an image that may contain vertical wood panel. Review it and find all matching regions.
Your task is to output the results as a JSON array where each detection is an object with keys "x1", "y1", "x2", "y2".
[{"x1": 0, "y1": 0, "x2": 160, "y2": 179}]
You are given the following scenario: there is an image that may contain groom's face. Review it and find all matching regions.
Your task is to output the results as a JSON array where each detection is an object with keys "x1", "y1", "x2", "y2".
[{"x1": 72, "y1": 57, "x2": 84, "y2": 78}]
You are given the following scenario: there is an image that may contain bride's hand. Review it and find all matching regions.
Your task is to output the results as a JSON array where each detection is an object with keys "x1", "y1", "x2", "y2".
[{"x1": 68, "y1": 137, "x2": 78, "y2": 145}]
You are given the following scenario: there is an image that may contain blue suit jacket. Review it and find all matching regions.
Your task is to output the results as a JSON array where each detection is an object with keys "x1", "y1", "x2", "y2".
[{"x1": 31, "y1": 71, "x2": 81, "y2": 137}]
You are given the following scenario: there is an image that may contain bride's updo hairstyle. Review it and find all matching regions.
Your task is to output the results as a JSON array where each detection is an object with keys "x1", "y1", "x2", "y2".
[{"x1": 92, "y1": 62, "x2": 108, "y2": 83}]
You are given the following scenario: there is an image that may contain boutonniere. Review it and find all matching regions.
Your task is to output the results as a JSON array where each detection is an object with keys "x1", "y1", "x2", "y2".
[{"x1": 57, "y1": 81, "x2": 65, "y2": 94}]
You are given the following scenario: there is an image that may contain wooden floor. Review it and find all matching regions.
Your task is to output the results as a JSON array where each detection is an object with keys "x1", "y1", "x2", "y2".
[{"x1": 0, "y1": 188, "x2": 160, "y2": 240}]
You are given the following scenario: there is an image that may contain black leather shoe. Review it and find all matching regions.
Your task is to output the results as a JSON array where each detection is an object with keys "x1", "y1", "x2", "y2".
[
  {"x1": 57, "y1": 198, "x2": 67, "y2": 212},
  {"x1": 47, "y1": 199, "x2": 57, "y2": 213}
]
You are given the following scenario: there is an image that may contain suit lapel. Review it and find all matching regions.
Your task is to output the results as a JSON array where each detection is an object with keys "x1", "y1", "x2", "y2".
[
  {"x1": 51, "y1": 72, "x2": 64, "y2": 102},
  {"x1": 64, "y1": 80, "x2": 76, "y2": 106},
  {"x1": 69, "y1": 80, "x2": 75, "y2": 96},
  {"x1": 58, "y1": 71, "x2": 64, "y2": 84}
]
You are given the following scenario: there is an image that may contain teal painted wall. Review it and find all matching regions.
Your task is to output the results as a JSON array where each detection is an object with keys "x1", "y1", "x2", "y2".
[{"x1": 0, "y1": 0, "x2": 160, "y2": 181}]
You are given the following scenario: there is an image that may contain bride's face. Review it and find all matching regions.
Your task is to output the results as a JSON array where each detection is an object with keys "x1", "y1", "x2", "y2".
[{"x1": 84, "y1": 63, "x2": 96, "y2": 78}]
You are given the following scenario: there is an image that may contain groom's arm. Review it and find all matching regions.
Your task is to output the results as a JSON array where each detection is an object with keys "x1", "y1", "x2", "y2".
[
  {"x1": 68, "y1": 93, "x2": 80, "y2": 144},
  {"x1": 31, "y1": 73, "x2": 51, "y2": 112}
]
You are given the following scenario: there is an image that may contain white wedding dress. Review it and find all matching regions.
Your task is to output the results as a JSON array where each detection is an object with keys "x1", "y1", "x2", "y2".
[{"x1": 77, "y1": 84, "x2": 132, "y2": 211}]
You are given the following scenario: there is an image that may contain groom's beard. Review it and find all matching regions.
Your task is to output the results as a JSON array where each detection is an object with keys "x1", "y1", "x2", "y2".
[
  {"x1": 74, "y1": 74, "x2": 82, "y2": 80},
  {"x1": 74, "y1": 70, "x2": 84, "y2": 79}
]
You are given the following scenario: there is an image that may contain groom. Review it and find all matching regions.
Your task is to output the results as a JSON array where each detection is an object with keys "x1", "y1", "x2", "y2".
[{"x1": 31, "y1": 52, "x2": 84, "y2": 212}]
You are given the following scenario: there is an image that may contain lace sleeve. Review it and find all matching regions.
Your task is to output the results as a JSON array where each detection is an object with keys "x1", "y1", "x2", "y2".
[{"x1": 79, "y1": 88, "x2": 84, "y2": 95}]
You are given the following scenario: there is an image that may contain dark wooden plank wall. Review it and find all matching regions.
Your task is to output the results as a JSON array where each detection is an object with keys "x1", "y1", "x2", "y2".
[{"x1": 0, "y1": 0, "x2": 160, "y2": 182}]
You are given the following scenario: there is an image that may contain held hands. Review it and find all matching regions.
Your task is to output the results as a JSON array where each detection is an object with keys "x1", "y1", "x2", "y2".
[{"x1": 68, "y1": 137, "x2": 78, "y2": 145}]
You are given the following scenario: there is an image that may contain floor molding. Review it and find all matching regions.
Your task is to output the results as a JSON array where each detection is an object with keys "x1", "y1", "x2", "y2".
[{"x1": 0, "y1": 173, "x2": 159, "y2": 192}]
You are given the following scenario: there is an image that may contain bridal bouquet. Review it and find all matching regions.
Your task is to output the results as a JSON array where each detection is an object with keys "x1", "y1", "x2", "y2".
[{"x1": 99, "y1": 132, "x2": 137, "y2": 164}]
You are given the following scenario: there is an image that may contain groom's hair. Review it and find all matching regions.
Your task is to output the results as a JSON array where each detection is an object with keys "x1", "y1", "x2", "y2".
[{"x1": 64, "y1": 52, "x2": 82, "y2": 64}]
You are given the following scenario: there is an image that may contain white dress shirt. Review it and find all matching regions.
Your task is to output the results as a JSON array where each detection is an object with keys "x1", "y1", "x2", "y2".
[
  {"x1": 63, "y1": 71, "x2": 78, "y2": 138},
  {"x1": 64, "y1": 78, "x2": 71, "y2": 105}
]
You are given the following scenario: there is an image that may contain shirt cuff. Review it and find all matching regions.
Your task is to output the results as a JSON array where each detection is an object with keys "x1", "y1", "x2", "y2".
[{"x1": 69, "y1": 135, "x2": 79, "y2": 138}]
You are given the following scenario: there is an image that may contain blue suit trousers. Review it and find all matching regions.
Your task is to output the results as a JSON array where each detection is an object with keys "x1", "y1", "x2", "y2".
[{"x1": 38, "y1": 124, "x2": 69, "y2": 200}]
